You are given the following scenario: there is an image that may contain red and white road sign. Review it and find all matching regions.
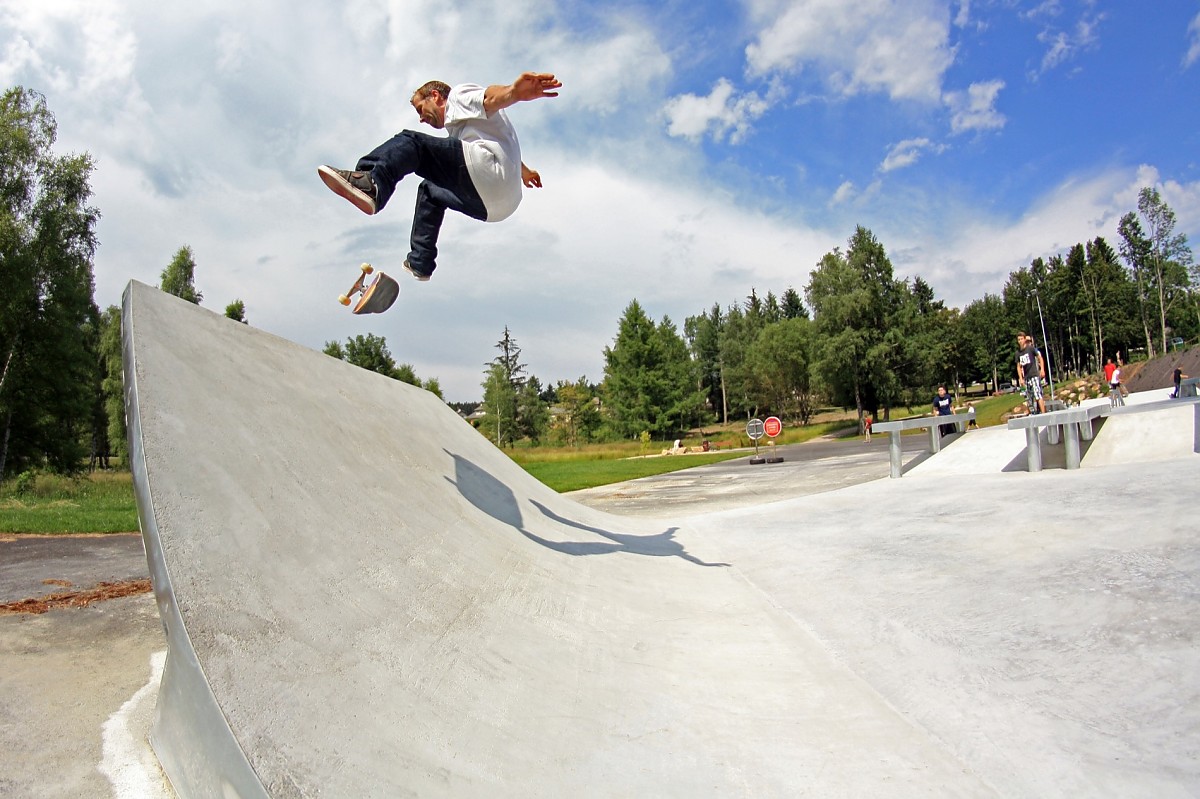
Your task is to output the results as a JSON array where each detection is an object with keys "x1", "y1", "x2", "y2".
[{"x1": 763, "y1": 416, "x2": 782, "y2": 438}]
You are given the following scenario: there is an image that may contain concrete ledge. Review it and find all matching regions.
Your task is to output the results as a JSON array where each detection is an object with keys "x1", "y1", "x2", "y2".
[
  {"x1": 874, "y1": 413, "x2": 972, "y2": 478},
  {"x1": 1006, "y1": 402, "x2": 1107, "y2": 471}
]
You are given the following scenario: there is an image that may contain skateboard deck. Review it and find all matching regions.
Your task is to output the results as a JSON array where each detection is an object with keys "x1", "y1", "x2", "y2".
[{"x1": 339, "y1": 263, "x2": 399, "y2": 315}]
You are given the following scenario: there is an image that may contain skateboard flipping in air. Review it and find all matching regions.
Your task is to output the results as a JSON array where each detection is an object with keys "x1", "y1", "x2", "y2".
[{"x1": 339, "y1": 263, "x2": 399, "y2": 314}]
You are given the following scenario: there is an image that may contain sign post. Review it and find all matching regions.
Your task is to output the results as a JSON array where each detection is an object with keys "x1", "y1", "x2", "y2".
[
  {"x1": 747, "y1": 418, "x2": 766, "y2": 464},
  {"x1": 763, "y1": 416, "x2": 784, "y2": 463}
]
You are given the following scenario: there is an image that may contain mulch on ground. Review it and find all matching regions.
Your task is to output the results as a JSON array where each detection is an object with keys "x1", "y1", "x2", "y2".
[{"x1": 0, "y1": 579, "x2": 152, "y2": 615}]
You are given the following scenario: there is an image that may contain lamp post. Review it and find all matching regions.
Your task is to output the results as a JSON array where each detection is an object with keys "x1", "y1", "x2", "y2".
[{"x1": 1033, "y1": 289, "x2": 1055, "y2": 398}]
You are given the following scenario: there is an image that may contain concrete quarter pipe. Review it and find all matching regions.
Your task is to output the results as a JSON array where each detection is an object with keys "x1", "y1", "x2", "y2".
[{"x1": 123, "y1": 282, "x2": 1200, "y2": 797}]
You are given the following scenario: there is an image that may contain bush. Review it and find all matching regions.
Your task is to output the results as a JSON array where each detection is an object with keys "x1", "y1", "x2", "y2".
[{"x1": 14, "y1": 470, "x2": 36, "y2": 496}]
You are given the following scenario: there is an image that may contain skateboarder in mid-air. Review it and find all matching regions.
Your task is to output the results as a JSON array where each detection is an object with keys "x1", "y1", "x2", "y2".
[{"x1": 318, "y1": 71, "x2": 561, "y2": 281}]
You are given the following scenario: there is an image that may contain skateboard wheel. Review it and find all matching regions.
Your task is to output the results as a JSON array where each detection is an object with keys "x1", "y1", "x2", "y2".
[
  {"x1": 338, "y1": 295, "x2": 351, "y2": 306},
  {"x1": 360, "y1": 263, "x2": 373, "y2": 275}
]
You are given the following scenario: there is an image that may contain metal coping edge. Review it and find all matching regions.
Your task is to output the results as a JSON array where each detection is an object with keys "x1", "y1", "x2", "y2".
[{"x1": 121, "y1": 281, "x2": 269, "y2": 799}]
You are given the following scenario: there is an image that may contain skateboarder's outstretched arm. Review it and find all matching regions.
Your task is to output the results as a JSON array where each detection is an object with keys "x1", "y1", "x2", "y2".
[
  {"x1": 484, "y1": 72, "x2": 561, "y2": 116},
  {"x1": 486, "y1": 73, "x2": 558, "y2": 189}
]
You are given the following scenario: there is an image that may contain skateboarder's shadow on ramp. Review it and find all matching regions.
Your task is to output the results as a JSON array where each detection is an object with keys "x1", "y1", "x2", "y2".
[{"x1": 444, "y1": 450, "x2": 728, "y2": 567}]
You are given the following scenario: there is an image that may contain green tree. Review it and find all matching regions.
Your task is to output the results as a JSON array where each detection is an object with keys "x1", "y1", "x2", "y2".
[
  {"x1": 1079, "y1": 237, "x2": 1137, "y2": 367},
  {"x1": 780, "y1": 287, "x2": 808, "y2": 319},
  {"x1": 0, "y1": 87, "x2": 100, "y2": 477},
  {"x1": 743, "y1": 317, "x2": 816, "y2": 423},
  {"x1": 392, "y1": 362, "x2": 420, "y2": 386},
  {"x1": 1117, "y1": 212, "x2": 1156, "y2": 357},
  {"x1": 656, "y1": 314, "x2": 705, "y2": 432},
  {"x1": 97, "y1": 305, "x2": 126, "y2": 466},
  {"x1": 480, "y1": 361, "x2": 518, "y2": 447},
  {"x1": 684, "y1": 304, "x2": 726, "y2": 423},
  {"x1": 718, "y1": 302, "x2": 763, "y2": 420},
  {"x1": 805, "y1": 227, "x2": 904, "y2": 423},
  {"x1": 331, "y1": 333, "x2": 398, "y2": 377},
  {"x1": 959, "y1": 293, "x2": 1009, "y2": 391},
  {"x1": 422, "y1": 378, "x2": 443, "y2": 400},
  {"x1": 603, "y1": 300, "x2": 701, "y2": 438},
  {"x1": 224, "y1": 299, "x2": 247, "y2": 323},
  {"x1": 893, "y1": 275, "x2": 958, "y2": 402},
  {"x1": 1131, "y1": 187, "x2": 1194, "y2": 354},
  {"x1": 478, "y1": 327, "x2": 528, "y2": 447},
  {"x1": 160, "y1": 245, "x2": 203, "y2": 304},
  {"x1": 322, "y1": 333, "x2": 423, "y2": 387},
  {"x1": 553, "y1": 377, "x2": 602, "y2": 446},
  {"x1": 516, "y1": 375, "x2": 551, "y2": 444}
]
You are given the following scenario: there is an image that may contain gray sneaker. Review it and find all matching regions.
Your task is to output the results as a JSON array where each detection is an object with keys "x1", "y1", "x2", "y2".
[
  {"x1": 317, "y1": 165, "x2": 377, "y2": 215},
  {"x1": 403, "y1": 260, "x2": 432, "y2": 281}
]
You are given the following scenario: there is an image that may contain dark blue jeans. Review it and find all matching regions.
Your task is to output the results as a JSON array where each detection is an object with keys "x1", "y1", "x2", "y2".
[{"x1": 356, "y1": 130, "x2": 487, "y2": 275}]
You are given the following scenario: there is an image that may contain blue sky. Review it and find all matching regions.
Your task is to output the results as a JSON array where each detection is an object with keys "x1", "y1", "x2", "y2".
[{"x1": 3, "y1": 1, "x2": 1198, "y2": 401}]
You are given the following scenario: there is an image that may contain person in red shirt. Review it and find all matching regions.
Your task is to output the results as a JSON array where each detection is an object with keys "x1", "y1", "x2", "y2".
[{"x1": 1104, "y1": 357, "x2": 1117, "y2": 385}]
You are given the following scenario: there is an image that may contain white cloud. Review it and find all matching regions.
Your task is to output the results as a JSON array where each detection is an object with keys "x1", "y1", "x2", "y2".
[
  {"x1": 826, "y1": 178, "x2": 882, "y2": 210},
  {"x1": 531, "y1": 22, "x2": 672, "y2": 117},
  {"x1": 0, "y1": 0, "x2": 840, "y2": 399},
  {"x1": 830, "y1": 180, "x2": 857, "y2": 205},
  {"x1": 2, "y1": 0, "x2": 1195, "y2": 402},
  {"x1": 944, "y1": 79, "x2": 1006, "y2": 134},
  {"x1": 1021, "y1": 1, "x2": 1063, "y2": 22},
  {"x1": 880, "y1": 138, "x2": 944, "y2": 173},
  {"x1": 883, "y1": 165, "x2": 1200, "y2": 308},
  {"x1": 1033, "y1": 10, "x2": 1105, "y2": 76},
  {"x1": 663, "y1": 78, "x2": 773, "y2": 144},
  {"x1": 953, "y1": 0, "x2": 972, "y2": 29},
  {"x1": 742, "y1": 0, "x2": 955, "y2": 102},
  {"x1": 1185, "y1": 12, "x2": 1200, "y2": 69}
]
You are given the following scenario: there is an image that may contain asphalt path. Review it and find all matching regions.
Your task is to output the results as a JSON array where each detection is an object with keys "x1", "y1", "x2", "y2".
[
  {"x1": 0, "y1": 534, "x2": 166, "y2": 797},
  {"x1": 571, "y1": 433, "x2": 930, "y2": 517}
]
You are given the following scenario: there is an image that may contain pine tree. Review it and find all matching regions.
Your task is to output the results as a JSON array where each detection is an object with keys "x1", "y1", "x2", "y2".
[{"x1": 603, "y1": 300, "x2": 701, "y2": 438}]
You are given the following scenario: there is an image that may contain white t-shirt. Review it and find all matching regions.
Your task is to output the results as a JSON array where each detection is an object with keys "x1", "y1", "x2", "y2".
[{"x1": 444, "y1": 84, "x2": 522, "y2": 223}]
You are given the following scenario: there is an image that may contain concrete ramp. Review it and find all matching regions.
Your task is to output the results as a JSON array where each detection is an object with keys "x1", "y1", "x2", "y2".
[
  {"x1": 122, "y1": 282, "x2": 993, "y2": 797},
  {"x1": 904, "y1": 424, "x2": 1028, "y2": 476},
  {"x1": 1083, "y1": 389, "x2": 1197, "y2": 466}
]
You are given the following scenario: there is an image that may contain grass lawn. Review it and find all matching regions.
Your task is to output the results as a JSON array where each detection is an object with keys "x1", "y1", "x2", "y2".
[
  {"x1": 521, "y1": 450, "x2": 747, "y2": 492},
  {"x1": 0, "y1": 471, "x2": 139, "y2": 534},
  {"x1": 506, "y1": 418, "x2": 861, "y2": 492},
  {"x1": 0, "y1": 403, "x2": 1003, "y2": 533}
]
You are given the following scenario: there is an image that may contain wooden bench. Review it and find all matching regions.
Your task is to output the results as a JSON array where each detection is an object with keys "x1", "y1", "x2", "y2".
[{"x1": 873, "y1": 411, "x2": 973, "y2": 478}]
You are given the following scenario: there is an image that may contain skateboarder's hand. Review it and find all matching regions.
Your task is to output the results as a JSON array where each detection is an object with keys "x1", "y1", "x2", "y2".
[
  {"x1": 522, "y1": 163, "x2": 543, "y2": 188},
  {"x1": 486, "y1": 72, "x2": 562, "y2": 115},
  {"x1": 512, "y1": 72, "x2": 561, "y2": 102}
]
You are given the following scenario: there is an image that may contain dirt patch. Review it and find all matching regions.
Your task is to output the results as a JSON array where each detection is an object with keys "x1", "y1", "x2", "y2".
[
  {"x1": 1124, "y1": 345, "x2": 1200, "y2": 395},
  {"x1": 0, "y1": 579, "x2": 152, "y2": 615}
]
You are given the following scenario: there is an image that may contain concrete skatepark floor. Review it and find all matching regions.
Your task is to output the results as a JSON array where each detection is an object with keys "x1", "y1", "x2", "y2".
[{"x1": 2, "y1": 284, "x2": 1197, "y2": 798}]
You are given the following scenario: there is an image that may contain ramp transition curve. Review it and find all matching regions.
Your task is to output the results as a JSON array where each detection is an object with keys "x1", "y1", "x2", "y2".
[{"x1": 124, "y1": 282, "x2": 1200, "y2": 797}]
